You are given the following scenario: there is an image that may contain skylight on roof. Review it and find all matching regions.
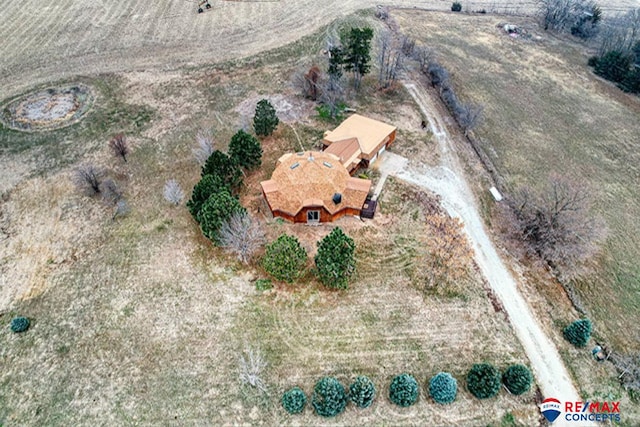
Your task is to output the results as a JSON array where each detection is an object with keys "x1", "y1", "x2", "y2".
[
  {"x1": 290, "y1": 162, "x2": 300, "y2": 170},
  {"x1": 323, "y1": 161, "x2": 333, "y2": 168}
]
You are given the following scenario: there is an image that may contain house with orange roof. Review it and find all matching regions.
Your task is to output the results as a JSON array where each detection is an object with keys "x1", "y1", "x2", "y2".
[
  {"x1": 322, "y1": 114, "x2": 397, "y2": 173},
  {"x1": 260, "y1": 151, "x2": 372, "y2": 223}
]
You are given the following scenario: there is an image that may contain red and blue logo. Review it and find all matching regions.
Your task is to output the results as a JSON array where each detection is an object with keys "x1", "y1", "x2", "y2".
[
  {"x1": 541, "y1": 397, "x2": 622, "y2": 423},
  {"x1": 541, "y1": 397, "x2": 562, "y2": 422}
]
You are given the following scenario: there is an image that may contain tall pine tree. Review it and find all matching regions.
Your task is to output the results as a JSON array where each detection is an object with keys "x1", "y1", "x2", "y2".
[
  {"x1": 343, "y1": 27, "x2": 374, "y2": 89},
  {"x1": 314, "y1": 227, "x2": 356, "y2": 289},
  {"x1": 253, "y1": 99, "x2": 279, "y2": 137},
  {"x1": 229, "y1": 129, "x2": 263, "y2": 170}
]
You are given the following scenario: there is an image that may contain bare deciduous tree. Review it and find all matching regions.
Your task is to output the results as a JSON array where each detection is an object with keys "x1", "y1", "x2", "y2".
[
  {"x1": 427, "y1": 61, "x2": 450, "y2": 88},
  {"x1": 417, "y1": 214, "x2": 474, "y2": 293},
  {"x1": 109, "y1": 133, "x2": 129, "y2": 163},
  {"x1": 413, "y1": 45, "x2": 434, "y2": 74},
  {"x1": 375, "y1": 5, "x2": 389, "y2": 21},
  {"x1": 597, "y1": 8, "x2": 640, "y2": 55},
  {"x1": 218, "y1": 212, "x2": 265, "y2": 264},
  {"x1": 317, "y1": 73, "x2": 346, "y2": 119},
  {"x1": 610, "y1": 352, "x2": 640, "y2": 393},
  {"x1": 72, "y1": 164, "x2": 104, "y2": 196},
  {"x1": 193, "y1": 128, "x2": 215, "y2": 165},
  {"x1": 456, "y1": 103, "x2": 484, "y2": 135},
  {"x1": 378, "y1": 31, "x2": 403, "y2": 89},
  {"x1": 537, "y1": 0, "x2": 600, "y2": 37},
  {"x1": 512, "y1": 176, "x2": 605, "y2": 280},
  {"x1": 163, "y1": 179, "x2": 184, "y2": 206},
  {"x1": 239, "y1": 346, "x2": 267, "y2": 392},
  {"x1": 304, "y1": 65, "x2": 321, "y2": 100},
  {"x1": 112, "y1": 199, "x2": 130, "y2": 221},
  {"x1": 401, "y1": 35, "x2": 416, "y2": 57},
  {"x1": 100, "y1": 178, "x2": 122, "y2": 204}
]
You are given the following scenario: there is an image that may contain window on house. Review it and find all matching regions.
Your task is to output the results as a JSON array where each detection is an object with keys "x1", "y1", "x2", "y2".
[{"x1": 307, "y1": 210, "x2": 320, "y2": 223}]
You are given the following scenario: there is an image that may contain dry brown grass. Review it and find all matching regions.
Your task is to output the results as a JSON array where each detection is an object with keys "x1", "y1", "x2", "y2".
[{"x1": 2, "y1": 1, "x2": 636, "y2": 102}]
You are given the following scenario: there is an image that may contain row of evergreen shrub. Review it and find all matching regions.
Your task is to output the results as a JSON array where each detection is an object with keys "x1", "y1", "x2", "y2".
[{"x1": 282, "y1": 366, "x2": 532, "y2": 416}]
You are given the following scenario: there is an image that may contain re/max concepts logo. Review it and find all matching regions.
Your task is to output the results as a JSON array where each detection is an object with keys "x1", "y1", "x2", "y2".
[{"x1": 541, "y1": 397, "x2": 621, "y2": 423}]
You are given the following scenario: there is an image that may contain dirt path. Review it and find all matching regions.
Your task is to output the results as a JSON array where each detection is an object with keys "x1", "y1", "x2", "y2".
[{"x1": 377, "y1": 80, "x2": 582, "y2": 425}]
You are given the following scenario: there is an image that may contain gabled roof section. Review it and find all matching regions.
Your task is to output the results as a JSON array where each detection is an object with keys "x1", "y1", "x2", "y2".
[
  {"x1": 323, "y1": 114, "x2": 397, "y2": 157},
  {"x1": 324, "y1": 137, "x2": 362, "y2": 170}
]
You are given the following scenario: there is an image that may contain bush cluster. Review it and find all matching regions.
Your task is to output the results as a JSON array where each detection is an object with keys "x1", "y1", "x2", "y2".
[
  {"x1": 428, "y1": 372, "x2": 457, "y2": 404},
  {"x1": 10, "y1": 316, "x2": 30, "y2": 333},
  {"x1": 424, "y1": 60, "x2": 482, "y2": 134},
  {"x1": 590, "y1": 44, "x2": 640, "y2": 95},
  {"x1": 263, "y1": 227, "x2": 357, "y2": 289},
  {"x1": 282, "y1": 387, "x2": 307, "y2": 414},
  {"x1": 312, "y1": 377, "x2": 348, "y2": 417},
  {"x1": 389, "y1": 373, "x2": 419, "y2": 407},
  {"x1": 349, "y1": 376, "x2": 376, "y2": 408},
  {"x1": 502, "y1": 364, "x2": 532, "y2": 395},
  {"x1": 466, "y1": 363, "x2": 501, "y2": 399},
  {"x1": 188, "y1": 130, "x2": 263, "y2": 245},
  {"x1": 563, "y1": 318, "x2": 592, "y2": 348}
]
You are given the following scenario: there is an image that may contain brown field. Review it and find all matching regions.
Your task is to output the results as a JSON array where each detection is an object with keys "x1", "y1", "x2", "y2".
[
  {"x1": 1, "y1": 0, "x2": 637, "y2": 101},
  {"x1": 0, "y1": 17, "x2": 541, "y2": 425},
  {"x1": 392, "y1": 7, "x2": 640, "y2": 420}
]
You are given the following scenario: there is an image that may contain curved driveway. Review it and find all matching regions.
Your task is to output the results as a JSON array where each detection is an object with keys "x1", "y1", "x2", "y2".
[{"x1": 377, "y1": 80, "x2": 584, "y2": 426}]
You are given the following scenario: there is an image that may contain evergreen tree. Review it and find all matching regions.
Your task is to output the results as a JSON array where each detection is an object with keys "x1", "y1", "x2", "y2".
[
  {"x1": 10, "y1": 316, "x2": 30, "y2": 333},
  {"x1": 328, "y1": 46, "x2": 345, "y2": 81},
  {"x1": 389, "y1": 373, "x2": 419, "y2": 407},
  {"x1": 187, "y1": 174, "x2": 228, "y2": 219},
  {"x1": 428, "y1": 372, "x2": 458, "y2": 404},
  {"x1": 201, "y1": 150, "x2": 242, "y2": 189},
  {"x1": 594, "y1": 50, "x2": 633, "y2": 83},
  {"x1": 314, "y1": 227, "x2": 356, "y2": 289},
  {"x1": 342, "y1": 27, "x2": 374, "y2": 89},
  {"x1": 563, "y1": 318, "x2": 592, "y2": 347},
  {"x1": 502, "y1": 364, "x2": 533, "y2": 395},
  {"x1": 197, "y1": 189, "x2": 246, "y2": 244},
  {"x1": 312, "y1": 377, "x2": 348, "y2": 417},
  {"x1": 282, "y1": 387, "x2": 307, "y2": 414},
  {"x1": 253, "y1": 99, "x2": 279, "y2": 137},
  {"x1": 262, "y1": 234, "x2": 308, "y2": 283},
  {"x1": 229, "y1": 129, "x2": 263, "y2": 169},
  {"x1": 466, "y1": 363, "x2": 501, "y2": 399},
  {"x1": 349, "y1": 376, "x2": 376, "y2": 408},
  {"x1": 620, "y1": 68, "x2": 640, "y2": 94}
]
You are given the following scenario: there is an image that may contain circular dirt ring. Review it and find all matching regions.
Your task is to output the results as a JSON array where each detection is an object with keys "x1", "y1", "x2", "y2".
[{"x1": 0, "y1": 84, "x2": 94, "y2": 132}]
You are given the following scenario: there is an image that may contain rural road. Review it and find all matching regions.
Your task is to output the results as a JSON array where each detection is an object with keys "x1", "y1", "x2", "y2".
[{"x1": 376, "y1": 80, "x2": 583, "y2": 426}]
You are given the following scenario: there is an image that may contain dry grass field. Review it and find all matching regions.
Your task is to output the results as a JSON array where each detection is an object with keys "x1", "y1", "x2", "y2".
[
  {"x1": 0, "y1": 17, "x2": 541, "y2": 425},
  {"x1": 391, "y1": 7, "x2": 640, "y2": 416},
  {"x1": 0, "y1": 0, "x2": 636, "y2": 101}
]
